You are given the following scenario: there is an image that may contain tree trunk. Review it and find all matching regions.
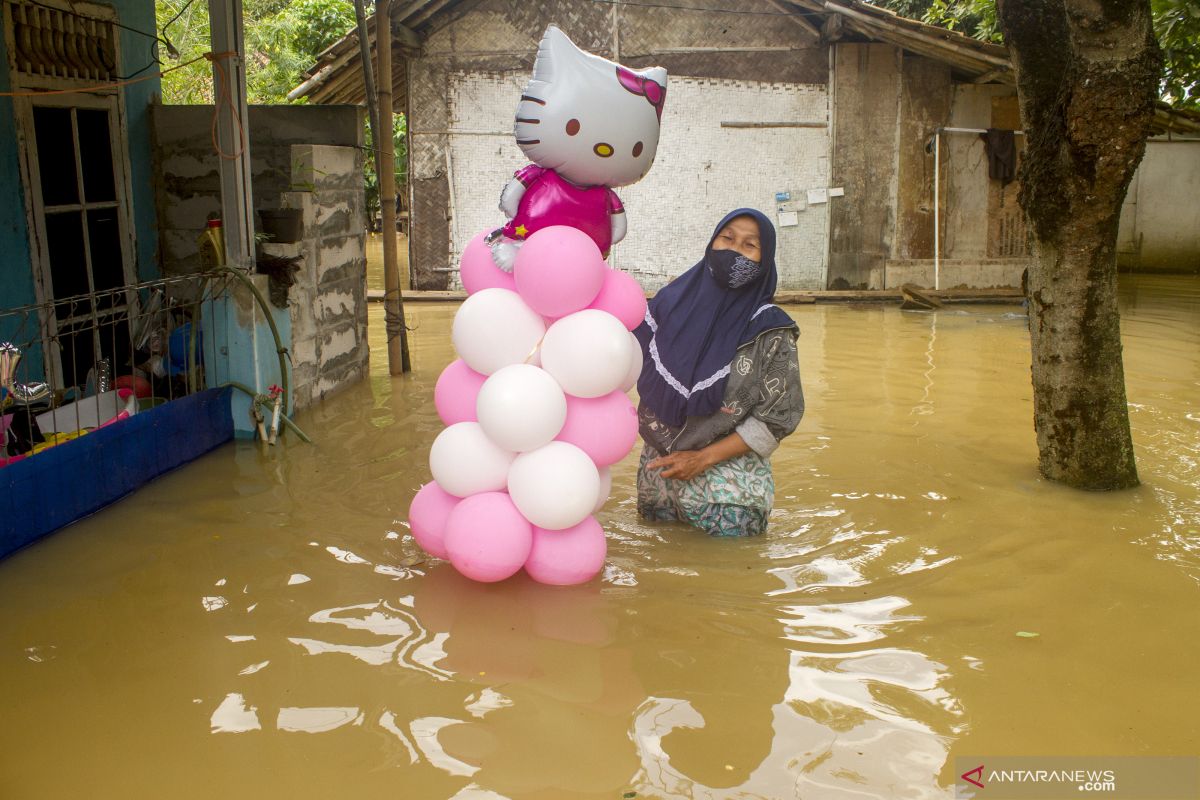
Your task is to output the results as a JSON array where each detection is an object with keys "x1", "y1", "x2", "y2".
[{"x1": 996, "y1": 0, "x2": 1161, "y2": 490}]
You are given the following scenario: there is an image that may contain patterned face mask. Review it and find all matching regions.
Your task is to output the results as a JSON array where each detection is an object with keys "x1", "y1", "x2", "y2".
[{"x1": 706, "y1": 248, "x2": 763, "y2": 289}]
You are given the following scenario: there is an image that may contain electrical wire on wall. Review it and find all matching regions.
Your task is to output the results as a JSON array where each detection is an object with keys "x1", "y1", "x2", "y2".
[
  {"x1": 157, "y1": 0, "x2": 198, "y2": 57},
  {"x1": 22, "y1": 0, "x2": 179, "y2": 59},
  {"x1": 0, "y1": 52, "x2": 210, "y2": 96},
  {"x1": 206, "y1": 50, "x2": 247, "y2": 160},
  {"x1": 1, "y1": 49, "x2": 247, "y2": 164}
]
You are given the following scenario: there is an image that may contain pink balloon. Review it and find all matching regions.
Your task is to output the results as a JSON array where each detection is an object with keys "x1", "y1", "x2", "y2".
[
  {"x1": 525, "y1": 517, "x2": 608, "y2": 586},
  {"x1": 408, "y1": 482, "x2": 462, "y2": 560},
  {"x1": 460, "y1": 230, "x2": 517, "y2": 294},
  {"x1": 513, "y1": 226, "x2": 606, "y2": 318},
  {"x1": 444, "y1": 492, "x2": 533, "y2": 583},
  {"x1": 555, "y1": 391, "x2": 639, "y2": 467},
  {"x1": 435, "y1": 359, "x2": 488, "y2": 425},
  {"x1": 587, "y1": 269, "x2": 648, "y2": 331}
]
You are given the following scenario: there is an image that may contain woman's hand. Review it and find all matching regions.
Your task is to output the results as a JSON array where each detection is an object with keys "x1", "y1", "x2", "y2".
[
  {"x1": 647, "y1": 449, "x2": 714, "y2": 481},
  {"x1": 647, "y1": 432, "x2": 752, "y2": 481}
]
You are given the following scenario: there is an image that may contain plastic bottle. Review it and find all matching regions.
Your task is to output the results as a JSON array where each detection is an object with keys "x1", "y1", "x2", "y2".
[{"x1": 197, "y1": 218, "x2": 226, "y2": 269}]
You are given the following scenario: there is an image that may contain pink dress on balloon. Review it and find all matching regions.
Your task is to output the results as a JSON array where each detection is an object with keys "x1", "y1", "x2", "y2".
[{"x1": 501, "y1": 165, "x2": 624, "y2": 256}]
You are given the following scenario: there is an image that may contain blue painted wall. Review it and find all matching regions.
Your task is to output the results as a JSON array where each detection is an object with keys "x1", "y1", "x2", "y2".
[
  {"x1": 0, "y1": 0, "x2": 163, "y2": 319},
  {"x1": 0, "y1": 37, "x2": 33, "y2": 318},
  {"x1": 0, "y1": 31, "x2": 37, "y2": 367},
  {"x1": 116, "y1": 0, "x2": 162, "y2": 282}
]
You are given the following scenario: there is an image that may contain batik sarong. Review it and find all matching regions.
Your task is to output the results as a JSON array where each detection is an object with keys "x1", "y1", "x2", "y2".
[{"x1": 636, "y1": 445, "x2": 773, "y2": 537}]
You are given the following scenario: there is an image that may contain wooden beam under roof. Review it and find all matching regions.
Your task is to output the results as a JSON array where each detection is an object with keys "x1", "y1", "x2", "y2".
[
  {"x1": 765, "y1": 0, "x2": 822, "y2": 39},
  {"x1": 973, "y1": 67, "x2": 1012, "y2": 84},
  {"x1": 392, "y1": 20, "x2": 421, "y2": 50},
  {"x1": 289, "y1": 46, "x2": 360, "y2": 101},
  {"x1": 822, "y1": 1, "x2": 1009, "y2": 69},
  {"x1": 293, "y1": 7, "x2": 421, "y2": 101},
  {"x1": 837, "y1": 17, "x2": 994, "y2": 76},
  {"x1": 402, "y1": 0, "x2": 458, "y2": 29}
]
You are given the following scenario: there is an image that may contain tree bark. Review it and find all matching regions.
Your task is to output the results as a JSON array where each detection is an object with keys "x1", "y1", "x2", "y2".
[{"x1": 996, "y1": 0, "x2": 1161, "y2": 490}]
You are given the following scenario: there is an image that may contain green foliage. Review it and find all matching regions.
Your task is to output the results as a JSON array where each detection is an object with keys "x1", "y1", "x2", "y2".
[
  {"x1": 155, "y1": 0, "x2": 356, "y2": 104},
  {"x1": 1154, "y1": 0, "x2": 1200, "y2": 108},
  {"x1": 871, "y1": 0, "x2": 933, "y2": 20},
  {"x1": 920, "y1": 0, "x2": 1000, "y2": 43},
  {"x1": 153, "y1": 0, "x2": 409, "y2": 218},
  {"x1": 865, "y1": 0, "x2": 998, "y2": 42},
  {"x1": 289, "y1": 0, "x2": 360, "y2": 60},
  {"x1": 867, "y1": 0, "x2": 1200, "y2": 108},
  {"x1": 363, "y1": 114, "x2": 408, "y2": 221},
  {"x1": 155, "y1": 0, "x2": 214, "y2": 103}
]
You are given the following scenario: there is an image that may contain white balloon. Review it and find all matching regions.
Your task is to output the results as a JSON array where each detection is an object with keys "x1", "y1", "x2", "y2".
[
  {"x1": 508, "y1": 441, "x2": 600, "y2": 530},
  {"x1": 540, "y1": 310, "x2": 633, "y2": 398},
  {"x1": 476, "y1": 364, "x2": 567, "y2": 452},
  {"x1": 429, "y1": 422, "x2": 515, "y2": 498},
  {"x1": 621, "y1": 330, "x2": 643, "y2": 394},
  {"x1": 451, "y1": 288, "x2": 546, "y2": 375},
  {"x1": 592, "y1": 465, "x2": 613, "y2": 514}
]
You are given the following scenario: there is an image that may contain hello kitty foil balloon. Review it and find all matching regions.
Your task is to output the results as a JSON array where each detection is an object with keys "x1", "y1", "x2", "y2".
[{"x1": 488, "y1": 25, "x2": 667, "y2": 270}]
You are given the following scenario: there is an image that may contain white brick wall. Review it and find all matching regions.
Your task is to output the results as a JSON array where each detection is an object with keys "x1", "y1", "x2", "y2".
[
  {"x1": 278, "y1": 145, "x2": 368, "y2": 409},
  {"x1": 446, "y1": 72, "x2": 830, "y2": 291}
]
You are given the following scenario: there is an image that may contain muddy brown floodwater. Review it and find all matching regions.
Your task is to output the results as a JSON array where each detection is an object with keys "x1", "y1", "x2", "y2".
[{"x1": 1, "y1": 275, "x2": 1197, "y2": 799}]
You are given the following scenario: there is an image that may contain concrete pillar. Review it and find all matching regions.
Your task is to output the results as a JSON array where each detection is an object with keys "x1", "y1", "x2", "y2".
[{"x1": 204, "y1": 273, "x2": 292, "y2": 438}]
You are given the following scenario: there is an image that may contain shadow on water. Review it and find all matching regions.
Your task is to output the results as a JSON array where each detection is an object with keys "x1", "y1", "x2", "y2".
[{"x1": 0, "y1": 277, "x2": 1197, "y2": 798}]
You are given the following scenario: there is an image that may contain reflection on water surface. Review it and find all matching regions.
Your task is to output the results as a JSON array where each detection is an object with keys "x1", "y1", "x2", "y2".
[{"x1": 1, "y1": 276, "x2": 1197, "y2": 799}]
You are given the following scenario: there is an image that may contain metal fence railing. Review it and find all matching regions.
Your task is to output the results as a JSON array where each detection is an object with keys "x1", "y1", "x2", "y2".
[{"x1": 1, "y1": 271, "x2": 235, "y2": 459}]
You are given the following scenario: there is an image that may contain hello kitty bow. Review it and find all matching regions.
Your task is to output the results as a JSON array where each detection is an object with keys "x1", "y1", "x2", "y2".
[{"x1": 616, "y1": 66, "x2": 666, "y2": 120}]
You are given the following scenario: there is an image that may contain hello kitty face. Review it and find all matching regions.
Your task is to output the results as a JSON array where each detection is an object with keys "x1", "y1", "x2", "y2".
[{"x1": 513, "y1": 26, "x2": 667, "y2": 188}]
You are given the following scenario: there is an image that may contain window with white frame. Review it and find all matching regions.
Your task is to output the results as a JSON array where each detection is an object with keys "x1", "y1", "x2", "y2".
[{"x1": 3, "y1": 0, "x2": 138, "y2": 390}]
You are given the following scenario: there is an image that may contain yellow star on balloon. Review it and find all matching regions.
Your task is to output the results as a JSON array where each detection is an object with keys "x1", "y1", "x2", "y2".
[{"x1": 515, "y1": 224, "x2": 529, "y2": 238}]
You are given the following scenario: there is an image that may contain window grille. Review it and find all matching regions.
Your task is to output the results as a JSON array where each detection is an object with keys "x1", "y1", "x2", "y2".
[{"x1": 4, "y1": 0, "x2": 117, "y2": 82}]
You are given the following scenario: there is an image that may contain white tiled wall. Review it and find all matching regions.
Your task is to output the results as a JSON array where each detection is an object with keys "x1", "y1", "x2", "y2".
[{"x1": 446, "y1": 72, "x2": 830, "y2": 291}]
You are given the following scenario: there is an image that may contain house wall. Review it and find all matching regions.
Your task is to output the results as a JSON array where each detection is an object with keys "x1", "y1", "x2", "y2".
[
  {"x1": 152, "y1": 105, "x2": 368, "y2": 409},
  {"x1": 894, "y1": 56, "x2": 952, "y2": 261},
  {"x1": 940, "y1": 84, "x2": 1026, "y2": 263},
  {"x1": 0, "y1": 48, "x2": 34, "y2": 316},
  {"x1": 273, "y1": 144, "x2": 370, "y2": 409},
  {"x1": 406, "y1": 0, "x2": 830, "y2": 291},
  {"x1": 1118, "y1": 139, "x2": 1200, "y2": 272},
  {"x1": 116, "y1": 0, "x2": 161, "y2": 281},
  {"x1": 0, "y1": 0, "x2": 161, "y2": 320},
  {"x1": 828, "y1": 43, "x2": 901, "y2": 289},
  {"x1": 443, "y1": 72, "x2": 830, "y2": 292},
  {"x1": 828, "y1": 47, "x2": 1029, "y2": 290},
  {"x1": 152, "y1": 104, "x2": 363, "y2": 273}
]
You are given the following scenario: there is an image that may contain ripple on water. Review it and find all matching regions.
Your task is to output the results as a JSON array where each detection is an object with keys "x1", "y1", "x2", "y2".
[
  {"x1": 779, "y1": 595, "x2": 921, "y2": 646},
  {"x1": 3, "y1": 281, "x2": 1199, "y2": 799}
]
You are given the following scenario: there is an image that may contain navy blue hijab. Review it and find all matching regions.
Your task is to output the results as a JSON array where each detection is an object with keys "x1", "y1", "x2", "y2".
[{"x1": 634, "y1": 208, "x2": 797, "y2": 427}]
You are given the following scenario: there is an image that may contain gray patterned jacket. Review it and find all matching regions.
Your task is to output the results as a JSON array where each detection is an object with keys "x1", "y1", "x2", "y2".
[{"x1": 638, "y1": 325, "x2": 804, "y2": 458}]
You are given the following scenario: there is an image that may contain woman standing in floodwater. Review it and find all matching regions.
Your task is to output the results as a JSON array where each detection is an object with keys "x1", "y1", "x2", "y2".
[{"x1": 633, "y1": 208, "x2": 804, "y2": 536}]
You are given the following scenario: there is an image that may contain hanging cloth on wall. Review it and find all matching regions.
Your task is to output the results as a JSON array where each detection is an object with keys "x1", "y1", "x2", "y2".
[{"x1": 984, "y1": 129, "x2": 1017, "y2": 185}]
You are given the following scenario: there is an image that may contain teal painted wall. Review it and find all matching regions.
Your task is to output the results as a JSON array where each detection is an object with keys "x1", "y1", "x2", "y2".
[
  {"x1": 116, "y1": 0, "x2": 162, "y2": 282},
  {"x1": 0, "y1": 34, "x2": 33, "y2": 317},
  {"x1": 0, "y1": 0, "x2": 163, "y2": 317},
  {"x1": 0, "y1": 39, "x2": 35, "y2": 358}
]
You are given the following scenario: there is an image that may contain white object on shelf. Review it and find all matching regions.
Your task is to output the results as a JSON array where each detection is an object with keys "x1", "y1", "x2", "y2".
[{"x1": 36, "y1": 390, "x2": 138, "y2": 433}]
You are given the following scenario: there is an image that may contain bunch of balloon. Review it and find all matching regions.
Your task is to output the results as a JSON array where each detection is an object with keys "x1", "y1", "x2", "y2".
[{"x1": 408, "y1": 226, "x2": 647, "y2": 585}]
